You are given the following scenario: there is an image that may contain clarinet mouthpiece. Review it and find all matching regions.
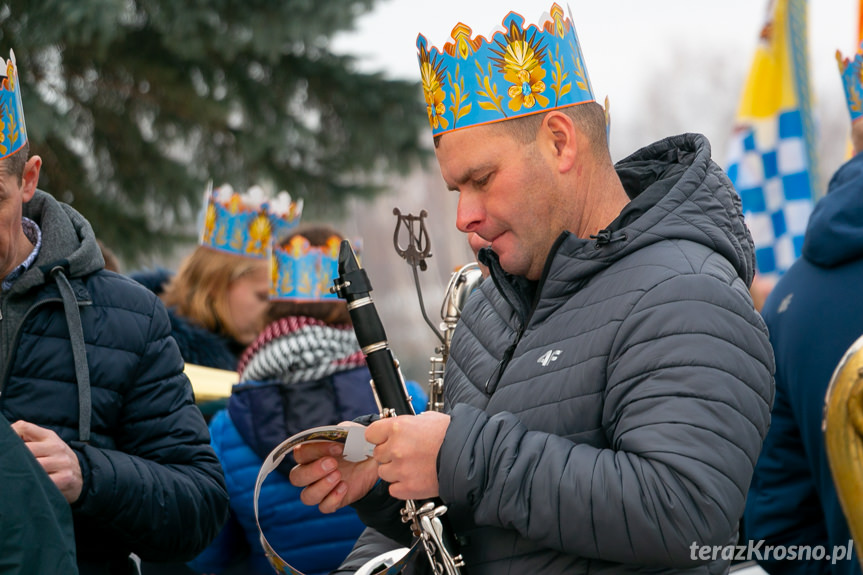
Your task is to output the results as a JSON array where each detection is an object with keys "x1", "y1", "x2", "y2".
[
  {"x1": 338, "y1": 239, "x2": 360, "y2": 275},
  {"x1": 333, "y1": 239, "x2": 373, "y2": 299}
]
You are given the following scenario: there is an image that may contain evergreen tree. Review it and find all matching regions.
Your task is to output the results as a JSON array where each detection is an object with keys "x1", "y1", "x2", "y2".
[{"x1": 0, "y1": 1, "x2": 428, "y2": 263}]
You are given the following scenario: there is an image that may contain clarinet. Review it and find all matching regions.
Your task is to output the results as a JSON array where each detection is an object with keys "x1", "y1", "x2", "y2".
[{"x1": 331, "y1": 239, "x2": 465, "y2": 575}]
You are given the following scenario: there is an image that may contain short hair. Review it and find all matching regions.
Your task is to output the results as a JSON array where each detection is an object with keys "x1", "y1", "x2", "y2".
[
  {"x1": 161, "y1": 246, "x2": 269, "y2": 342},
  {"x1": 435, "y1": 102, "x2": 610, "y2": 160},
  {"x1": 2, "y1": 141, "x2": 30, "y2": 184},
  {"x1": 268, "y1": 223, "x2": 352, "y2": 326},
  {"x1": 97, "y1": 239, "x2": 121, "y2": 272}
]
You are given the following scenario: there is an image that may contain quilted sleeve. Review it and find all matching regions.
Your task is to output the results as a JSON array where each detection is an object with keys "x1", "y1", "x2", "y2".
[{"x1": 71, "y1": 294, "x2": 230, "y2": 562}]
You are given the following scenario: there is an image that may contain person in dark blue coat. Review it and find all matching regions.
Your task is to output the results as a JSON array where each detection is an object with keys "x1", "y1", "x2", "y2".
[
  {"x1": 188, "y1": 224, "x2": 427, "y2": 575},
  {"x1": 0, "y1": 49, "x2": 229, "y2": 574},
  {"x1": 743, "y1": 44, "x2": 863, "y2": 575}
]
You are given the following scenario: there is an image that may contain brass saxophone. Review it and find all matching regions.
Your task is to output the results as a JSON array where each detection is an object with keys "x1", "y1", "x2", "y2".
[
  {"x1": 427, "y1": 262, "x2": 483, "y2": 412},
  {"x1": 823, "y1": 334, "x2": 863, "y2": 570}
]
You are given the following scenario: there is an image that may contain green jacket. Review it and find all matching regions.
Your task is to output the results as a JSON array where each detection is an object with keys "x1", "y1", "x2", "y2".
[{"x1": 0, "y1": 412, "x2": 78, "y2": 574}]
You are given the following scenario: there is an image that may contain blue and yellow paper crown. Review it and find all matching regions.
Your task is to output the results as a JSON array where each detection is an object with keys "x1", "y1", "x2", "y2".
[
  {"x1": 268, "y1": 189, "x2": 305, "y2": 242},
  {"x1": 837, "y1": 42, "x2": 863, "y2": 122},
  {"x1": 200, "y1": 183, "x2": 303, "y2": 260},
  {"x1": 270, "y1": 234, "x2": 341, "y2": 301},
  {"x1": 0, "y1": 50, "x2": 27, "y2": 160},
  {"x1": 416, "y1": 3, "x2": 594, "y2": 137}
]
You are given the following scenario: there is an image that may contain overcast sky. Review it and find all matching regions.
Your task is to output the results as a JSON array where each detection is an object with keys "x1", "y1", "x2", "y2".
[
  {"x1": 336, "y1": 0, "x2": 858, "y2": 86},
  {"x1": 326, "y1": 1, "x2": 858, "y2": 374},
  {"x1": 334, "y1": 0, "x2": 858, "y2": 176}
]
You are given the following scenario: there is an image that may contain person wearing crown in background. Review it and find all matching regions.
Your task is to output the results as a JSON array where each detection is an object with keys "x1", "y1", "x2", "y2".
[
  {"x1": 289, "y1": 5, "x2": 774, "y2": 574},
  {"x1": 130, "y1": 184, "x2": 302, "y2": 425},
  {"x1": 187, "y1": 223, "x2": 427, "y2": 575},
  {"x1": 132, "y1": 184, "x2": 301, "y2": 575},
  {"x1": 0, "y1": 49, "x2": 229, "y2": 574},
  {"x1": 742, "y1": 43, "x2": 863, "y2": 575}
]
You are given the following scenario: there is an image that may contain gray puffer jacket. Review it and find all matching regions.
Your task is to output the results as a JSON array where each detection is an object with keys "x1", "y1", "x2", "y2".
[{"x1": 354, "y1": 133, "x2": 775, "y2": 574}]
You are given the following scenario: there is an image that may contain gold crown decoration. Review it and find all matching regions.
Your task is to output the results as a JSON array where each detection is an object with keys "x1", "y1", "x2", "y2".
[
  {"x1": 200, "y1": 183, "x2": 303, "y2": 260},
  {"x1": 416, "y1": 3, "x2": 595, "y2": 137},
  {"x1": 270, "y1": 234, "x2": 342, "y2": 301},
  {"x1": 837, "y1": 41, "x2": 863, "y2": 122},
  {"x1": 0, "y1": 50, "x2": 28, "y2": 160},
  {"x1": 268, "y1": 191, "x2": 304, "y2": 243}
]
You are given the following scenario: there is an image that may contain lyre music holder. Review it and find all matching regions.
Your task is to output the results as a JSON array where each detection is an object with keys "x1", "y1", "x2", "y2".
[{"x1": 392, "y1": 208, "x2": 444, "y2": 346}]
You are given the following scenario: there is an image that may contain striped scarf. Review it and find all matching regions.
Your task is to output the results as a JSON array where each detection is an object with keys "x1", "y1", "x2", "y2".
[{"x1": 238, "y1": 316, "x2": 365, "y2": 385}]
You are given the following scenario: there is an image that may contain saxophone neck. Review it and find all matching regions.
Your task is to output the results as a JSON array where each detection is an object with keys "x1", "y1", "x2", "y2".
[{"x1": 428, "y1": 262, "x2": 485, "y2": 413}]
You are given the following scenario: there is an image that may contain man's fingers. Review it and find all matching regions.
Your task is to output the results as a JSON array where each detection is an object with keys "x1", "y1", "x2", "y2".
[
  {"x1": 290, "y1": 453, "x2": 339, "y2": 488},
  {"x1": 318, "y1": 481, "x2": 349, "y2": 514},
  {"x1": 10, "y1": 420, "x2": 51, "y2": 441},
  {"x1": 364, "y1": 417, "x2": 395, "y2": 445},
  {"x1": 296, "y1": 469, "x2": 341, "y2": 506},
  {"x1": 294, "y1": 465, "x2": 353, "y2": 514},
  {"x1": 293, "y1": 441, "x2": 343, "y2": 465},
  {"x1": 19, "y1": 440, "x2": 54, "y2": 459}
]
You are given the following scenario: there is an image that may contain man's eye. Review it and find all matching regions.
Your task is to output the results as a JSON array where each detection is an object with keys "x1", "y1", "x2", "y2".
[{"x1": 475, "y1": 174, "x2": 491, "y2": 187}]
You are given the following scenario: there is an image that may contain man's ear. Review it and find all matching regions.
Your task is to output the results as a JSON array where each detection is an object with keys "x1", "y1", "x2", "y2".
[
  {"x1": 542, "y1": 111, "x2": 577, "y2": 173},
  {"x1": 20, "y1": 155, "x2": 41, "y2": 203}
]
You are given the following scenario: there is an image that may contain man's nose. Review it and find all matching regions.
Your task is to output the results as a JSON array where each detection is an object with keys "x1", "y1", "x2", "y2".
[{"x1": 456, "y1": 192, "x2": 483, "y2": 234}]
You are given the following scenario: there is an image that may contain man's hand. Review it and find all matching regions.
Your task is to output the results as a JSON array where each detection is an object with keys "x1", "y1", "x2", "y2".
[
  {"x1": 367, "y1": 411, "x2": 450, "y2": 500},
  {"x1": 290, "y1": 428, "x2": 381, "y2": 514},
  {"x1": 11, "y1": 420, "x2": 83, "y2": 503}
]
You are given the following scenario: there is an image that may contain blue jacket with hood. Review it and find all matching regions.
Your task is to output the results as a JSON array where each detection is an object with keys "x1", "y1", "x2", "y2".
[
  {"x1": 745, "y1": 152, "x2": 863, "y2": 574},
  {"x1": 188, "y1": 331, "x2": 428, "y2": 575}
]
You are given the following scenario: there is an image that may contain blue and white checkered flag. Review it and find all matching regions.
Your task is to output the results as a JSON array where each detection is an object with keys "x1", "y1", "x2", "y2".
[{"x1": 725, "y1": 0, "x2": 818, "y2": 282}]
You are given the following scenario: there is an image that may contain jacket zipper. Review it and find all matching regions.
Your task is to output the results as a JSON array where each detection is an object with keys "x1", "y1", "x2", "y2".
[
  {"x1": 483, "y1": 233, "x2": 572, "y2": 395},
  {"x1": 484, "y1": 326, "x2": 524, "y2": 395}
]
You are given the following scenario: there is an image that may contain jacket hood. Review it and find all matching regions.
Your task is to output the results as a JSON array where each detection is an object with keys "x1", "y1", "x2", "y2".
[
  {"x1": 801, "y1": 152, "x2": 863, "y2": 268},
  {"x1": 610, "y1": 133, "x2": 755, "y2": 285},
  {"x1": 17, "y1": 189, "x2": 104, "y2": 291}
]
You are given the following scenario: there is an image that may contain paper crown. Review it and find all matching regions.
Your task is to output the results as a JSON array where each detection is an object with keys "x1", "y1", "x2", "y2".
[
  {"x1": 200, "y1": 183, "x2": 303, "y2": 260},
  {"x1": 270, "y1": 234, "x2": 341, "y2": 301},
  {"x1": 0, "y1": 50, "x2": 28, "y2": 160},
  {"x1": 416, "y1": 3, "x2": 594, "y2": 137},
  {"x1": 837, "y1": 42, "x2": 863, "y2": 122}
]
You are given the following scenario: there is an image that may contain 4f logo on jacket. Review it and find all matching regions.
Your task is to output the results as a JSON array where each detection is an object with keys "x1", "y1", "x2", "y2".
[{"x1": 537, "y1": 350, "x2": 562, "y2": 367}]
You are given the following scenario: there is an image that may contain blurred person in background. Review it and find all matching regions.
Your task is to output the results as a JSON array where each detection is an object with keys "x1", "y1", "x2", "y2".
[
  {"x1": 0, "y1": 49, "x2": 228, "y2": 575},
  {"x1": 743, "y1": 43, "x2": 863, "y2": 575},
  {"x1": 96, "y1": 238, "x2": 121, "y2": 272},
  {"x1": 188, "y1": 223, "x2": 427, "y2": 575},
  {"x1": 132, "y1": 184, "x2": 291, "y2": 374},
  {"x1": 136, "y1": 185, "x2": 300, "y2": 575}
]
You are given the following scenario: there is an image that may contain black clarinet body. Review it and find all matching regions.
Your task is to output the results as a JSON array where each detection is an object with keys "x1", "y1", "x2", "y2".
[
  {"x1": 331, "y1": 239, "x2": 465, "y2": 575},
  {"x1": 331, "y1": 239, "x2": 415, "y2": 417}
]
